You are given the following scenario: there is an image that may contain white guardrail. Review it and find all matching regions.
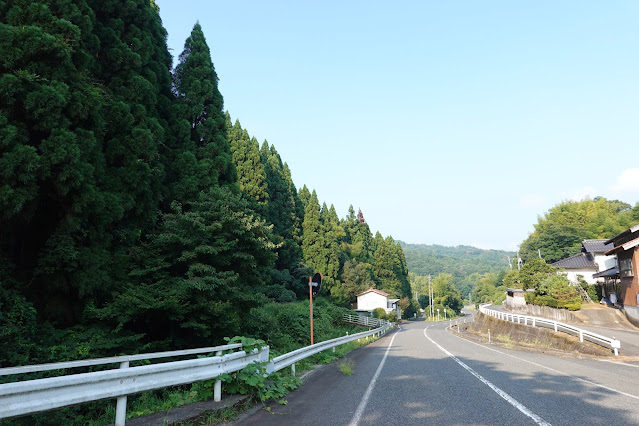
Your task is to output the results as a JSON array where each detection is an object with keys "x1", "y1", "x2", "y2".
[
  {"x1": 0, "y1": 322, "x2": 393, "y2": 425},
  {"x1": 478, "y1": 303, "x2": 621, "y2": 356}
]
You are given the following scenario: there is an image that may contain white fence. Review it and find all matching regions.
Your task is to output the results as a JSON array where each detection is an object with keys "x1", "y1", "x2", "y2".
[
  {"x1": 342, "y1": 313, "x2": 391, "y2": 328},
  {"x1": 0, "y1": 322, "x2": 393, "y2": 425},
  {"x1": 478, "y1": 304, "x2": 621, "y2": 356}
]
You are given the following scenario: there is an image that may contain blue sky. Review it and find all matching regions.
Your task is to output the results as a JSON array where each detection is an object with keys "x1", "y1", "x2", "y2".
[{"x1": 157, "y1": 1, "x2": 639, "y2": 251}]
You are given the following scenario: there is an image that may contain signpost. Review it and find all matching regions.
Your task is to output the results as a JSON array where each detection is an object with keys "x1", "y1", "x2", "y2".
[{"x1": 309, "y1": 273, "x2": 322, "y2": 345}]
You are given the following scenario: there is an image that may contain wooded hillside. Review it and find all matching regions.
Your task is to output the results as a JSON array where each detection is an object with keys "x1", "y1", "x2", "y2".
[{"x1": 0, "y1": 1, "x2": 410, "y2": 369}]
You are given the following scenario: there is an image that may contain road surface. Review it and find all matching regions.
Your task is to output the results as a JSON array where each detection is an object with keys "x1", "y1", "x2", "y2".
[{"x1": 237, "y1": 316, "x2": 639, "y2": 425}]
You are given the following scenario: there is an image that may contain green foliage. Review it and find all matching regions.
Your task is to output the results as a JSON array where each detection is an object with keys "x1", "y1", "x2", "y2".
[
  {"x1": 372, "y1": 307, "x2": 387, "y2": 319},
  {"x1": 519, "y1": 197, "x2": 638, "y2": 263},
  {"x1": 402, "y1": 243, "x2": 513, "y2": 285},
  {"x1": 526, "y1": 274, "x2": 582, "y2": 311},
  {"x1": 431, "y1": 273, "x2": 463, "y2": 314},
  {"x1": 519, "y1": 258, "x2": 554, "y2": 290},
  {"x1": 578, "y1": 277, "x2": 600, "y2": 302},
  {"x1": 94, "y1": 187, "x2": 277, "y2": 349},
  {"x1": 338, "y1": 359, "x2": 355, "y2": 376}
]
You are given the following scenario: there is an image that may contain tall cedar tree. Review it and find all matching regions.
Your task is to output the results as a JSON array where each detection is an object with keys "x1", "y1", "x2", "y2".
[
  {"x1": 1, "y1": 0, "x2": 123, "y2": 327},
  {"x1": 372, "y1": 232, "x2": 402, "y2": 296},
  {"x1": 319, "y1": 203, "x2": 342, "y2": 292},
  {"x1": 96, "y1": 22, "x2": 279, "y2": 348},
  {"x1": 261, "y1": 142, "x2": 305, "y2": 288},
  {"x1": 302, "y1": 191, "x2": 323, "y2": 271},
  {"x1": 173, "y1": 22, "x2": 236, "y2": 194},
  {"x1": 226, "y1": 114, "x2": 268, "y2": 215}
]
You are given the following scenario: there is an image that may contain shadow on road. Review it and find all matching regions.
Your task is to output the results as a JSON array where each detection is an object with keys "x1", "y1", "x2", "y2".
[{"x1": 238, "y1": 327, "x2": 636, "y2": 425}]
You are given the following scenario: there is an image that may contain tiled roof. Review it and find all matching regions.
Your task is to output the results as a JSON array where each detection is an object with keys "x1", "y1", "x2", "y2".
[
  {"x1": 356, "y1": 287, "x2": 390, "y2": 297},
  {"x1": 551, "y1": 253, "x2": 596, "y2": 269},
  {"x1": 581, "y1": 239, "x2": 614, "y2": 253},
  {"x1": 593, "y1": 266, "x2": 619, "y2": 278}
]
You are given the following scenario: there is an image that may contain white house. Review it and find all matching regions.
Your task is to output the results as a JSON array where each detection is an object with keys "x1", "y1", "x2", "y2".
[
  {"x1": 356, "y1": 288, "x2": 399, "y2": 317},
  {"x1": 551, "y1": 239, "x2": 616, "y2": 284}
]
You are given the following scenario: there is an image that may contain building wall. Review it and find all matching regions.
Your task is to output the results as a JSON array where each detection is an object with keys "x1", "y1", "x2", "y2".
[
  {"x1": 620, "y1": 249, "x2": 639, "y2": 308},
  {"x1": 561, "y1": 268, "x2": 598, "y2": 285},
  {"x1": 357, "y1": 292, "x2": 388, "y2": 311},
  {"x1": 594, "y1": 254, "x2": 617, "y2": 271}
]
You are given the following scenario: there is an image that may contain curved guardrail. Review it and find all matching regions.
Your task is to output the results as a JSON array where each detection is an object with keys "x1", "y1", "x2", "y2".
[
  {"x1": 267, "y1": 321, "x2": 393, "y2": 374},
  {"x1": 478, "y1": 303, "x2": 621, "y2": 356}
]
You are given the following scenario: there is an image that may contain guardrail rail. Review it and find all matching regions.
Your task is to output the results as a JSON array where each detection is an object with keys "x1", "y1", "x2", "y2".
[
  {"x1": 478, "y1": 303, "x2": 621, "y2": 356},
  {"x1": 0, "y1": 321, "x2": 394, "y2": 425}
]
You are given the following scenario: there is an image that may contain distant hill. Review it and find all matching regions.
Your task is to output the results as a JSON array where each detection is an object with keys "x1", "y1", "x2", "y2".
[{"x1": 399, "y1": 242, "x2": 514, "y2": 279}]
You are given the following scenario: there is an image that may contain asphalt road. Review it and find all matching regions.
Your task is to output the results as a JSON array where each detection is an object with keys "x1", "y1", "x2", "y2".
[{"x1": 236, "y1": 315, "x2": 639, "y2": 425}]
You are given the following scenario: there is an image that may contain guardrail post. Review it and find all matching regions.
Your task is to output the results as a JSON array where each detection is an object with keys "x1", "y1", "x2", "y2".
[
  {"x1": 214, "y1": 350, "x2": 223, "y2": 402},
  {"x1": 291, "y1": 363, "x2": 296, "y2": 377},
  {"x1": 115, "y1": 360, "x2": 129, "y2": 426},
  {"x1": 579, "y1": 331, "x2": 583, "y2": 343},
  {"x1": 532, "y1": 318, "x2": 536, "y2": 327},
  {"x1": 554, "y1": 323, "x2": 558, "y2": 332}
]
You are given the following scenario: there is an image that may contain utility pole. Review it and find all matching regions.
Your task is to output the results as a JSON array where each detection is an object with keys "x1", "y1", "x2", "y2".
[{"x1": 428, "y1": 275, "x2": 434, "y2": 319}]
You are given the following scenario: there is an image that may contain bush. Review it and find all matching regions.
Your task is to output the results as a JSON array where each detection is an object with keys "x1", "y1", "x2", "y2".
[{"x1": 372, "y1": 307, "x2": 386, "y2": 319}]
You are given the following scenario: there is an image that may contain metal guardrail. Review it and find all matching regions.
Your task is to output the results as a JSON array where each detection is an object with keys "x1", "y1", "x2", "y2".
[
  {"x1": 478, "y1": 303, "x2": 621, "y2": 356},
  {"x1": 0, "y1": 343, "x2": 262, "y2": 425},
  {"x1": 0, "y1": 322, "x2": 394, "y2": 425},
  {"x1": 342, "y1": 313, "x2": 391, "y2": 328},
  {"x1": 267, "y1": 321, "x2": 393, "y2": 374}
]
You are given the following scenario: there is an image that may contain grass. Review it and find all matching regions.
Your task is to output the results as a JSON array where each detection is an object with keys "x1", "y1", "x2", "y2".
[{"x1": 338, "y1": 359, "x2": 355, "y2": 376}]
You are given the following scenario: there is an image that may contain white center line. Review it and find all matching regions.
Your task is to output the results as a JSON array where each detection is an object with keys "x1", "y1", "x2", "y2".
[
  {"x1": 424, "y1": 326, "x2": 551, "y2": 426},
  {"x1": 348, "y1": 330, "x2": 398, "y2": 426}
]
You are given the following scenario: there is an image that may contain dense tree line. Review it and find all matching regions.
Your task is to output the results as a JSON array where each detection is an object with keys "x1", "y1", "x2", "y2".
[
  {"x1": 0, "y1": 1, "x2": 409, "y2": 367},
  {"x1": 519, "y1": 197, "x2": 639, "y2": 263},
  {"x1": 403, "y1": 243, "x2": 513, "y2": 304}
]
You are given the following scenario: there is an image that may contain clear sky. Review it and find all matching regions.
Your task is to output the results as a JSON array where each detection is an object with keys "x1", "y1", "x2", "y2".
[{"x1": 157, "y1": 0, "x2": 639, "y2": 251}]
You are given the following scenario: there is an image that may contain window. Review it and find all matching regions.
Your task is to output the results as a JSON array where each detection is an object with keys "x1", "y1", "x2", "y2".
[{"x1": 620, "y1": 258, "x2": 634, "y2": 278}]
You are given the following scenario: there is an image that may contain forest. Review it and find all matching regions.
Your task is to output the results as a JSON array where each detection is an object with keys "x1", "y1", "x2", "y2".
[{"x1": 0, "y1": 0, "x2": 412, "y2": 372}]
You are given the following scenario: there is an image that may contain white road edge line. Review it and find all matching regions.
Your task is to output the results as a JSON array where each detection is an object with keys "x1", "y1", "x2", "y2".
[
  {"x1": 424, "y1": 327, "x2": 551, "y2": 426},
  {"x1": 348, "y1": 330, "x2": 399, "y2": 426},
  {"x1": 448, "y1": 326, "x2": 639, "y2": 400}
]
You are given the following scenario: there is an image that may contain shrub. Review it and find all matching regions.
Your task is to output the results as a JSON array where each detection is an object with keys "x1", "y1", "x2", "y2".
[{"x1": 372, "y1": 307, "x2": 386, "y2": 319}]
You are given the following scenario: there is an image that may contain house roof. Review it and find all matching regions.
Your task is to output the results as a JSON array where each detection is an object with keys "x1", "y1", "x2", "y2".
[
  {"x1": 592, "y1": 266, "x2": 619, "y2": 279},
  {"x1": 605, "y1": 223, "x2": 639, "y2": 245},
  {"x1": 582, "y1": 239, "x2": 614, "y2": 253},
  {"x1": 356, "y1": 287, "x2": 390, "y2": 297},
  {"x1": 551, "y1": 253, "x2": 596, "y2": 269},
  {"x1": 605, "y1": 235, "x2": 639, "y2": 255}
]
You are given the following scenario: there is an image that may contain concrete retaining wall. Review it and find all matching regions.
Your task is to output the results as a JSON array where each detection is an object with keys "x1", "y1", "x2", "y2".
[
  {"x1": 624, "y1": 305, "x2": 639, "y2": 327},
  {"x1": 506, "y1": 304, "x2": 579, "y2": 322}
]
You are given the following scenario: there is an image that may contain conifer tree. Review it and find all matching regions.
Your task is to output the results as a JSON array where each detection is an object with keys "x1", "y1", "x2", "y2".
[
  {"x1": 0, "y1": 0, "x2": 134, "y2": 325},
  {"x1": 373, "y1": 233, "x2": 402, "y2": 296},
  {"x1": 261, "y1": 142, "x2": 303, "y2": 276},
  {"x1": 98, "y1": 187, "x2": 277, "y2": 348},
  {"x1": 227, "y1": 116, "x2": 268, "y2": 215},
  {"x1": 298, "y1": 185, "x2": 311, "y2": 210},
  {"x1": 173, "y1": 22, "x2": 236, "y2": 192},
  {"x1": 302, "y1": 190, "x2": 323, "y2": 271},
  {"x1": 321, "y1": 204, "x2": 344, "y2": 292}
]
